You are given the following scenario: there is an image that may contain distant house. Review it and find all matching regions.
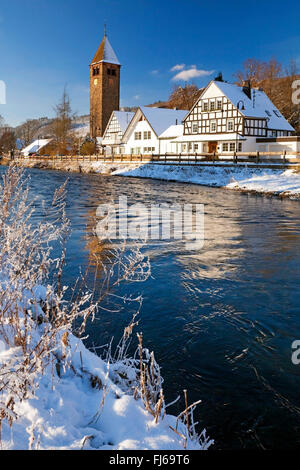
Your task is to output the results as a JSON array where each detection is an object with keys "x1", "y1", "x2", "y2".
[
  {"x1": 174, "y1": 80, "x2": 295, "y2": 155},
  {"x1": 21, "y1": 139, "x2": 53, "y2": 157},
  {"x1": 122, "y1": 106, "x2": 187, "y2": 154},
  {"x1": 102, "y1": 111, "x2": 135, "y2": 154}
]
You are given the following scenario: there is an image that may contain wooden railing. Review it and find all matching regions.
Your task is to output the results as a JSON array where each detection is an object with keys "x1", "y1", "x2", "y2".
[{"x1": 13, "y1": 150, "x2": 300, "y2": 165}]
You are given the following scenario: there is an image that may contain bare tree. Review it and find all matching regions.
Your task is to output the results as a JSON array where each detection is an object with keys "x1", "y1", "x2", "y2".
[
  {"x1": 168, "y1": 84, "x2": 202, "y2": 110},
  {"x1": 17, "y1": 119, "x2": 37, "y2": 147}
]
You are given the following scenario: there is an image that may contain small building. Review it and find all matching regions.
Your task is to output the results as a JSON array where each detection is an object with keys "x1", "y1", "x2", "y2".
[
  {"x1": 21, "y1": 139, "x2": 53, "y2": 157},
  {"x1": 122, "y1": 106, "x2": 187, "y2": 155},
  {"x1": 102, "y1": 111, "x2": 135, "y2": 154},
  {"x1": 159, "y1": 124, "x2": 183, "y2": 154},
  {"x1": 174, "y1": 79, "x2": 295, "y2": 155}
]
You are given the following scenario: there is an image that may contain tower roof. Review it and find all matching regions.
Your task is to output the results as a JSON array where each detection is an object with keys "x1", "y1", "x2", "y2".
[{"x1": 90, "y1": 35, "x2": 120, "y2": 66}]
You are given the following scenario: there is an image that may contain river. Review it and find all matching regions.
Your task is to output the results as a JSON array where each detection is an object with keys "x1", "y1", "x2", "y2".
[{"x1": 2, "y1": 166, "x2": 300, "y2": 450}]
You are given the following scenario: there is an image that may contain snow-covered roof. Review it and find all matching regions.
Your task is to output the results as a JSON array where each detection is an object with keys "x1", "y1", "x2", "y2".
[
  {"x1": 114, "y1": 111, "x2": 135, "y2": 133},
  {"x1": 21, "y1": 139, "x2": 52, "y2": 156},
  {"x1": 159, "y1": 124, "x2": 184, "y2": 139},
  {"x1": 139, "y1": 107, "x2": 187, "y2": 136},
  {"x1": 91, "y1": 35, "x2": 120, "y2": 66},
  {"x1": 211, "y1": 81, "x2": 294, "y2": 132}
]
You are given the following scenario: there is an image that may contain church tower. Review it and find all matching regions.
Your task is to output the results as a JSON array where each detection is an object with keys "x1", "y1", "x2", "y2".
[{"x1": 90, "y1": 33, "x2": 121, "y2": 138}]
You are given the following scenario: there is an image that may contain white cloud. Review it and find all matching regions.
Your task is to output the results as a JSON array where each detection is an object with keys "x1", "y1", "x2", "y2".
[
  {"x1": 133, "y1": 95, "x2": 140, "y2": 100},
  {"x1": 151, "y1": 69, "x2": 159, "y2": 75},
  {"x1": 170, "y1": 64, "x2": 185, "y2": 72},
  {"x1": 172, "y1": 67, "x2": 214, "y2": 82}
]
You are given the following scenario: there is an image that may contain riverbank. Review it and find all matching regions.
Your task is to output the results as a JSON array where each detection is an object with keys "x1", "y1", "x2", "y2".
[{"x1": 5, "y1": 157, "x2": 300, "y2": 199}]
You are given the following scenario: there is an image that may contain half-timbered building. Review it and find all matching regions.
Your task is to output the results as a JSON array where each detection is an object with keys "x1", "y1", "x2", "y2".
[
  {"x1": 102, "y1": 111, "x2": 135, "y2": 154},
  {"x1": 175, "y1": 80, "x2": 294, "y2": 154}
]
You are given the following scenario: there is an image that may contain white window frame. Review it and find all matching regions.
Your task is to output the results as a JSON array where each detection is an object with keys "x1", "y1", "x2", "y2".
[
  {"x1": 227, "y1": 119, "x2": 234, "y2": 132},
  {"x1": 210, "y1": 120, "x2": 217, "y2": 133},
  {"x1": 192, "y1": 123, "x2": 198, "y2": 134}
]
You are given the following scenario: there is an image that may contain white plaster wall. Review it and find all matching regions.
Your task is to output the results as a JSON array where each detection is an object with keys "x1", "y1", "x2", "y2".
[{"x1": 124, "y1": 120, "x2": 159, "y2": 154}]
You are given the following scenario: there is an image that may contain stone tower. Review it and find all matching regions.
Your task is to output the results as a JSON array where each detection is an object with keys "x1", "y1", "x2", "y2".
[{"x1": 90, "y1": 33, "x2": 121, "y2": 138}]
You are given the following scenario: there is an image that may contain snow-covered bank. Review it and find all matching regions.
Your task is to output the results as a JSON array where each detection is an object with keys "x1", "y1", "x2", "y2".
[
  {"x1": 1, "y1": 327, "x2": 211, "y2": 450},
  {"x1": 109, "y1": 163, "x2": 300, "y2": 199},
  {"x1": 11, "y1": 158, "x2": 300, "y2": 199}
]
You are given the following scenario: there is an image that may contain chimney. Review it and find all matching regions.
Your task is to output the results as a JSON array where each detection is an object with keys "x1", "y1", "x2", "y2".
[
  {"x1": 214, "y1": 72, "x2": 223, "y2": 82},
  {"x1": 242, "y1": 80, "x2": 251, "y2": 100}
]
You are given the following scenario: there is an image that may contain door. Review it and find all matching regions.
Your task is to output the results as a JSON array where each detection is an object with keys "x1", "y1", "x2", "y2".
[{"x1": 208, "y1": 141, "x2": 218, "y2": 153}]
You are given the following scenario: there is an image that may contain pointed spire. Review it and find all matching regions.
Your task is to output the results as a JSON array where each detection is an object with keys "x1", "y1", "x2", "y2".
[{"x1": 90, "y1": 34, "x2": 120, "y2": 66}]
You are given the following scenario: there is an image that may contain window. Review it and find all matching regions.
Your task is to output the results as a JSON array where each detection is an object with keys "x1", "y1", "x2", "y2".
[
  {"x1": 238, "y1": 143, "x2": 242, "y2": 151},
  {"x1": 216, "y1": 99, "x2": 222, "y2": 110},
  {"x1": 229, "y1": 142, "x2": 235, "y2": 151},
  {"x1": 265, "y1": 110, "x2": 272, "y2": 117},
  {"x1": 210, "y1": 101, "x2": 215, "y2": 111},
  {"x1": 271, "y1": 130, "x2": 277, "y2": 137},
  {"x1": 134, "y1": 132, "x2": 142, "y2": 140},
  {"x1": 194, "y1": 144, "x2": 199, "y2": 152},
  {"x1": 203, "y1": 102, "x2": 208, "y2": 112},
  {"x1": 227, "y1": 120, "x2": 234, "y2": 132},
  {"x1": 111, "y1": 69, "x2": 116, "y2": 76},
  {"x1": 143, "y1": 147, "x2": 155, "y2": 153},
  {"x1": 143, "y1": 131, "x2": 151, "y2": 140},
  {"x1": 192, "y1": 123, "x2": 198, "y2": 133},
  {"x1": 222, "y1": 143, "x2": 229, "y2": 152},
  {"x1": 210, "y1": 121, "x2": 217, "y2": 132},
  {"x1": 107, "y1": 69, "x2": 111, "y2": 75},
  {"x1": 273, "y1": 110, "x2": 281, "y2": 117}
]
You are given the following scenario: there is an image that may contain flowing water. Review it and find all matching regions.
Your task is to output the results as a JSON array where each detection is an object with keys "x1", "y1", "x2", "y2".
[{"x1": 2, "y1": 165, "x2": 300, "y2": 449}]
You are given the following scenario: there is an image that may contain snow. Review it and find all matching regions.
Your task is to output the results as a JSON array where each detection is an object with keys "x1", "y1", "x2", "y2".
[
  {"x1": 139, "y1": 107, "x2": 187, "y2": 137},
  {"x1": 159, "y1": 124, "x2": 184, "y2": 139},
  {"x1": 213, "y1": 81, "x2": 294, "y2": 132},
  {"x1": 0, "y1": 254, "x2": 211, "y2": 450},
  {"x1": 91, "y1": 162, "x2": 300, "y2": 198},
  {"x1": 101, "y1": 37, "x2": 120, "y2": 65},
  {"x1": 91, "y1": 36, "x2": 120, "y2": 66},
  {"x1": 0, "y1": 305, "x2": 212, "y2": 450},
  {"x1": 114, "y1": 111, "x2": 135, "y2": 133},
  {"x1": 21, "y1": 139, "x2": 52, "y2": 156}
]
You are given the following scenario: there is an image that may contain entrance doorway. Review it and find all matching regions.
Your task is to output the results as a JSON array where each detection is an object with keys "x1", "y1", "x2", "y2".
[{"x1": 208, "y1": 141, "x2": 218, "y2": 153}]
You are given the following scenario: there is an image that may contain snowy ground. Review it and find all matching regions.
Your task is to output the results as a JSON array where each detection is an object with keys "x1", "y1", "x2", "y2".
[
  {"x1": 1, "y1": 330, "x2": 211, "y2": 450},
  {"x1": 107, "y1": 163, "x2": 300, "y2": 199}
]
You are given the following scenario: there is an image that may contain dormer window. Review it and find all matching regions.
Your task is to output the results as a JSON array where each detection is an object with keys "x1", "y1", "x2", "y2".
[
  {"x1": 265, "y1": 110, "x2": 272, "y2": 117},
  {"x1": 273, "y1": 110, "x2": 281, "y2": 117}
]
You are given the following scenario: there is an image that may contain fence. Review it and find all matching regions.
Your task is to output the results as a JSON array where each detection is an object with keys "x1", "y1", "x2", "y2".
[{"x1": 14, "y1": 151, "x2": 300, "y2": 166}]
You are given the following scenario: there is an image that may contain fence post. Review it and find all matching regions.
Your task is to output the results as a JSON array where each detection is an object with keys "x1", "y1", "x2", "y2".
[
  {"x1": 283, "y1": 150, "x2": 286, "y2": 164},
  {"x1": 256, "y1": 151, "x2": 260, "y2": 164},
  {"x1": 213, "y1": 151, "x2": 215, "y2": 164},
  {"x1": 179, "y1": 153, "x2": 181, "y2": 164}
]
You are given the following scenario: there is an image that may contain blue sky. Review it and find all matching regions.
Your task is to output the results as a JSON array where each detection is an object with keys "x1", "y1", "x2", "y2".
[{"x1": 0, "y1": 0, "x2": 299, "y2": 126}]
